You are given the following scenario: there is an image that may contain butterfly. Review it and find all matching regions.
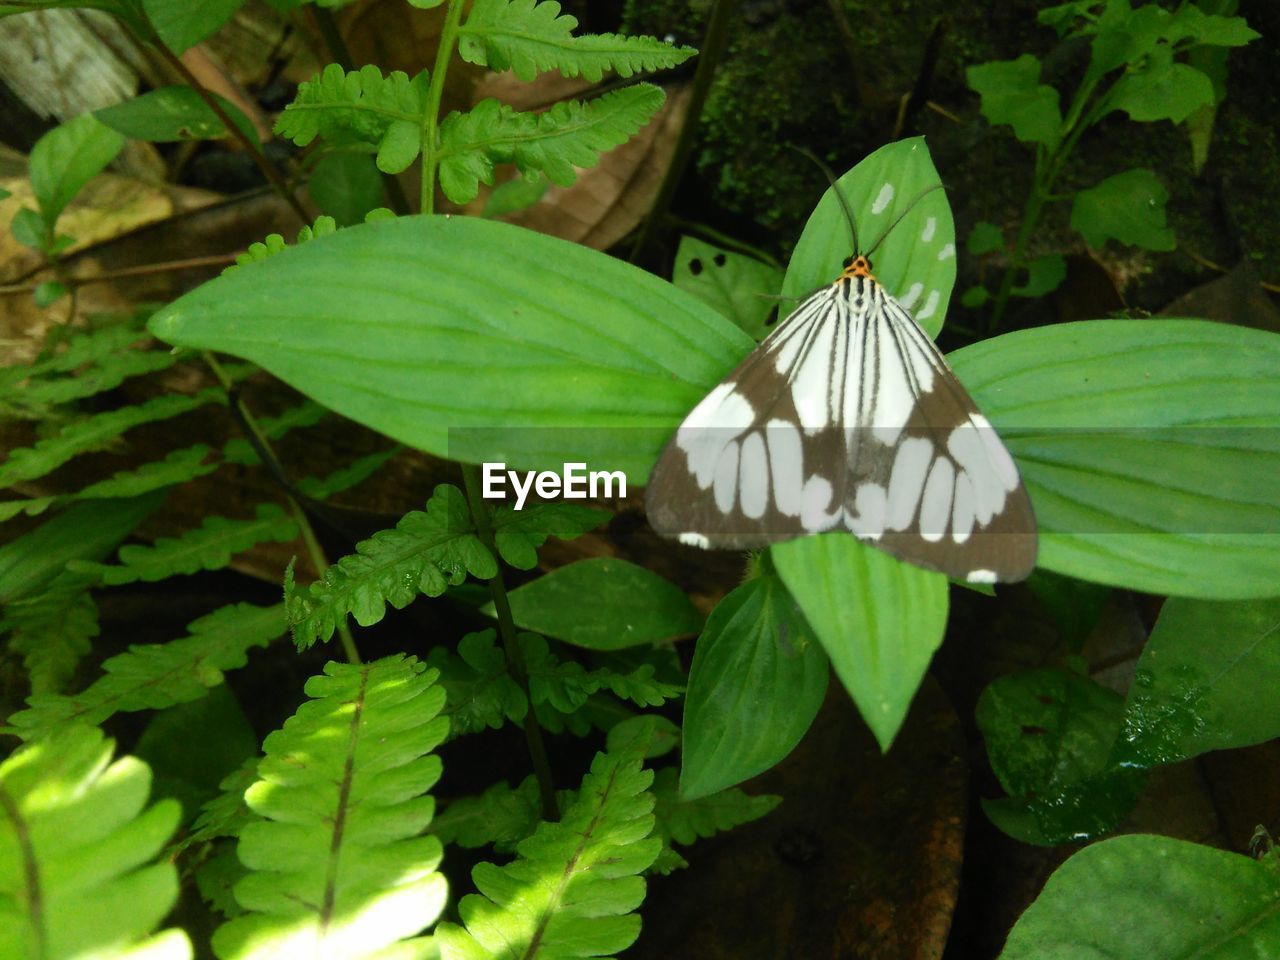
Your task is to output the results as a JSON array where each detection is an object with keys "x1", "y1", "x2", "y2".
[{"x1": 645, "y1": 176, "x2": 1037, "y2": 584}]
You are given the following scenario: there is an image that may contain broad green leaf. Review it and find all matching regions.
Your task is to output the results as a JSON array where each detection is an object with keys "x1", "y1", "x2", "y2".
[
  {"x1": 1166, "y1": 5, "x2": 1259, "y2": 47},
  {"x1": 1000, "y1": 835, "x2": 1280, "y2": 958},
  {"x1": 681, "y1": 574, "x2": 827, "y2": 799},
  {"x1": 10, "y1": 206, "x2": 45, "y2": 249},
  {"x1": 1103, "y1": 49, "x2": 1214, "y2": 125},
  {"x1": 782, "y1": 137, "x2": 956, "y2": 338},
  {"x1": 977, "y1": 668, "x2": 1144, "y2": 845},
  {"x1": 1071, "y1": 168, "x2": 1175, "y2": 251},
  {"x1": 0, "y1": 725, "x2": 192, "y2": 959},
  {"x1": 950, "y1": 319, "x2": 1280, "y2": 599},
  {"x1": 308, "y1": 151, "x2": 383, "y2": 226},
  {"x1": 967, "y1": 55, "x2": 1062, "y2": 149},
  {"x1": 772, "y1": 533, "x2": 947, "y2": 751},
  {"x1": 673, "y1": 236, "x2": 782, "y2": 340},
  {"x1": 95, "y1": 86, "x2": 258, "y2": 144},
  {"x1": 1011, "y1": 253, "x2": 1067, "y2": 297},
  {"x1": 28, "y1": 113, "x2": 125, "y2": 229},
  {"x1": 1114, "y1": 596, "x2": 1280, "y2": 767},
  {"x1": 0, "y1": 493, "x2": 162, "y2": 604},
  {"x1": 147, "y1": 214, "x2": 749, "y2": 481},
  {"x1": 493, "y1": 557, "x2": 701, "y2": 650},
  {"x1": 143, "y1": 0, "x2": 244, "y2": 53}
]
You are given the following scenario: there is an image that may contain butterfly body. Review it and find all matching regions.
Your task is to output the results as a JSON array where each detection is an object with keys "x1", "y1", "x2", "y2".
[{"x1": 646, "y1": 252, "x2": 1037, "y2": 583}]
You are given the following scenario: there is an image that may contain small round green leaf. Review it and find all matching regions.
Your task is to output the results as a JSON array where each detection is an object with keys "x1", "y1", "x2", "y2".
[{"x1": 1071, "y1": 168, "x2": 1175, "y2": 251}]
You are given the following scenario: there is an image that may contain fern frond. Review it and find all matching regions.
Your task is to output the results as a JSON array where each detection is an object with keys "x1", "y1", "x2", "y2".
[
  {"x1": 287, "y1": 484, "x2": 496, "y2": 649},
  {"x1": 433, "y1": 777, "x2": 542, "y2": 851},
  {"x1": 438, "y1": 85, "x2": 665, "y2": 203},
  {"x1": 0, "y1": 725, "x2": 192, "y2": 958},
  {"x1": 180, "y1": 756, "x2": 259, "y2": 853},
  {"x1": 222, "y1": 399, "x2": 330, "y2": 465},
  {"x1": 7, "y1": 602, "x2": 285, "y2": 738},
  {"x1": 0, "y1": 323, "x2": 147, "y2": 390},
  {"x1": 15, "y1": 348, "x2": 178, "y2": 408},
  {"x1": 436, "y1": 734, "x2": 659, "y2": 959},
  {"x1": 69, "y1": 503, "x2": 298, "y2": 586},
  {"x1": 226, "y1": 215, "x2": 339, "y2": 273},
  {"x1": 275, "y1": 63, "x2": 429, "y2": 173},
  {"x1": 648, "y1": 768, "x2": 780, "y2": 875},
  {"x1": 296, "y1": 445, "x2": 400, "y2": 499},
  {"x1": 3, "y1": 572, "x2": 98, "y2": 695},
  {"x1": 458, "y1": 0, "x2": 697, "y2": 82},
  {"x1": 0, "y1": 388, "x2": 224, "y2": 489},
  {"x1": 428, "y1": 629, "x2": 528, "y2": 738},
  {"x1": 0, "y1": 445, "x2": 219, "y2": 522},
  {"x1": 212, "y1": 655, "x2": 449, "y2": 959},
  {"x1": 589, "y1": 663, "x2": 684, "y2": 708},
  {"x1": 491, "y1": 501, "x2": 607, "y2": 570}
]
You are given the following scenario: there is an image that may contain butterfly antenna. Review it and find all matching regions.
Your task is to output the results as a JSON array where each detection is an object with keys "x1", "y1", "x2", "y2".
[
  {"x1": 786, "y1": 144, "x2": 859, "y2": 252},
  {"x1": 865, "y1": 183, "x2": 945, "y2": 257}
]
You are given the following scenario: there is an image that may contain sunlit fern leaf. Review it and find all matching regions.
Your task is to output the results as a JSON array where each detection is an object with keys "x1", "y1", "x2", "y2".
[
  {"x1": 286, "y1": 484, "x2": 496, "y2": 650},
  {"x1": 225, "y1": 215, "x2": 338, "y2": 273},
  {"x1": 69, "y1": 503, "x2": 299, "y2": 586},
  {"x1": 6, "y1": 602, "x2": 285, "y2": 739},
  {"x1": 0, "y1": 725, "x2": 192, "y2": 958},
  {"x1": 437, "y1": 85, "x2": 665, "y2": 203},
  {"x1": 458, "y1": 0, "x2": 697, "y2": 82},
  {"x1": 491, "y1": 501, "x2": 607, "y2": 570},
  {"x1": 3, "y1": 572, "x2": 98, "y2": 695},
  {"x1": 275, "y1": 64, "x2": 429, "y2": 173},
  {"x1": 648, "y1": 768, "x2": 780, "y2": 875},
  {"x1": 436, "y1": 730, "x2": 660, "y2": 959},
  {"x1": 212, "y1": 655, "x2": 449, "y2": 960}
]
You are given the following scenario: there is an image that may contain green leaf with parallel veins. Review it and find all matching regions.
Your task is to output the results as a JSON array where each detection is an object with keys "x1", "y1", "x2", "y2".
[
  {"x1": 772, "y1": 533, "x2": 947, "y2": 751},
  {"x1": 681, "y1": 574, "x2": 827, "y2": 799},
  {"x1": 950, "y1": 318, "x2": 1280, "y2": 598},
  {"x1": 673, "y1": 236, "x2": 783, "y2": 340},
  {"x1": 147, "y1": 214, "x2": 746, "y2": 482},
  {"x1": 967, "y1": 54, "x2": 1062, "y2": 149},
  {"x1": 95, "y1": 86, "x2": 259, "y2": 145},
  {"x1": 493, "y1": 557, "x2": 701, "y2": 650},
  {"x1": 1114, "y1": 596, "x2": 1280, "y2": 767},
  {"x1": 1000, "y1": 836, "x2": 1280, "y2": 959}
]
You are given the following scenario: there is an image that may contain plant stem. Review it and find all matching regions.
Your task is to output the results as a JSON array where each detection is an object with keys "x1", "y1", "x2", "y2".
[
  {"x1": 0, "y1": 254, "x2": 238, "y2": 297},
  {"x1": 420, "y1": 0, "x2": 467, "y2": 214},
  {"x1": 204, "y1": 353, "x2": 361, "y2": 665},
  {"x1": 151, "y1": 43, "x2": 310, "y2": 224},
  {"x1": 461, "y1": 464, "x2": 559, "y2": 821}
]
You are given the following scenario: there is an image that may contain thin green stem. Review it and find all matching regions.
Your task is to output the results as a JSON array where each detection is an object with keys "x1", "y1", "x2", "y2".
[
  {"x1": 203, "y1": 353, "x2": 361, "y2": 664},
  {"x1": 420, "y1": 0, "x2": 468, "y2": 214},
  {"x1": 461, "y1": 464, "x2": 559, "y2": 821}
]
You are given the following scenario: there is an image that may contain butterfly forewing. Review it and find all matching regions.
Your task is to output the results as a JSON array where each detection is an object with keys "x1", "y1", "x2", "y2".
[{"x1": 645, "y1": 272, "x2": 1037, "y2": 583}]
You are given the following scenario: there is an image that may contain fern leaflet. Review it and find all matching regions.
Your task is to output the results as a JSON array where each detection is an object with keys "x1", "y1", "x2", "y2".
[
  {"x1": 212, "y1": 655, "x2": 449, "y2": 959},
  {"x1": 226, "y1": 215, "x2": 339, "y2": 273},
  {"x1": 7, "y1": 602, "x2": 285, "y2": 738},
  {"x1": 436, "y1": 731, "x2": 660, "y2": 959},
  {"x1": 0, "y1": 388, "x2": 224, "y2": 489},
  {"x1": 0, "y1": 322, "x2": 147, "y2": 389},
  {"x1": 491, "y1": 500, "x2": 607, "y2": 570},
  {"x1": 0, "y1": 725, "x2": 192, "y2": 957},
  {"x1": 69, "y1": 503, "x2": 298, "y2": 586},
  {"x1": 649, "y1": 768, "x2": 780, "y2": 874},
  {"x1": 275, "y1": 64, "x2": 429, "y2": 174},
  {"x1": 296, "y1": 445, "x2": 401, "y2": 499},
  {"x1": 433, "y1": 776, "x2": 543, "y2": 851},
  {"x1": 438, "y1": 85, "x2": 665, "y2": 203},
  {"x1": 458, "y1": 0, "x2": 697, "y2": 82},
  {"x1": 222, "y1": 399, "x2": 330, "y2": 465},
  {"x1": 286, "y1": 484, "x2": 495, "y2": 649},
  {"x1": 428, "y1": 629, "x2": 528, "y2": 738},
  {"x1": 3, "y1": 572, "x2": 98, "y2": 695}
]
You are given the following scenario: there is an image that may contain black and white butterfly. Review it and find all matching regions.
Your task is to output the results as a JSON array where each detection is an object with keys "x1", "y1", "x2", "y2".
[{"x1": 645, "y1": 182, "x2": 1037, "y2": 584}]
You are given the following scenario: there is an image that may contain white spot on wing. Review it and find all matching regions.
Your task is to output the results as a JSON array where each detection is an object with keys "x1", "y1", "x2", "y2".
[
  {"x1": 915, "y1": 290, "x2": 940, "y2": 321},
  {"x1": 973, "y1": 413, "x2": 1021, "y2": 490},
  {"x1": 847, "y1": 483, "x2": 886, "y2": 540},
  {"x1": 919, "y1": 456, "x2": 955, "y2": 543},
  {"x1": 713, "y1": 439, "x2": 739, "y2": 513},
  {"x1": 766, "y1": 419, "x2": 804, "y2": 517},
  {"x1": 900, "y1": 282, "x2": 924, "y2": 310},
  {"x1": 872, "y1": 183, "x2": 895, "y2": 215},
  {"x1": 951, "y1": 472, "x2": 976, "y2": 544},
  {"x1": 801, "y1": 475, "x2": 840, "y2": 531},
  {"x1": 791, "y1": 316, "x2": 836, "y2": 433},
  {"x1": 921, "y1": 217, "x2": 937, "y2": 242},
  {"x1": 738, "y1": 431, "x2": 769, "y2": 519},
  {"x1": 677, "y1": 382, "x2": 755, "y2": 488},
  {"x1": 886, "y1": 436, "x2": 933, "y2": 530},
  {"x1": 967, "y1": 568, "x2": 998, "y2": 584},
  {"x1": 937, "y1": 243, "x2": 955, "y2": 261},
  {"x1": 678, "y1": 532, "x2": 710, "y2": 548}
]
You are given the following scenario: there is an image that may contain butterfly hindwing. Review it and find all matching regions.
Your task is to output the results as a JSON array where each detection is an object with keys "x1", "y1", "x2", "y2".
[{"x1": 645, "y1": 275, "x2": 1037, "y2": 582}]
